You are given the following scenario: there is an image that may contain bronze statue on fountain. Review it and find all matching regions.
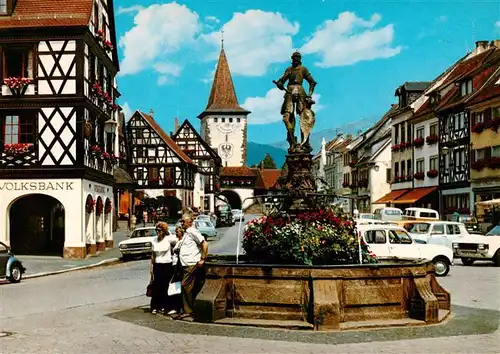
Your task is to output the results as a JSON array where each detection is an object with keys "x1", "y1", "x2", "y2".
[{"x1": 273, "y1": 51, "x2": 319, "y2": 207}]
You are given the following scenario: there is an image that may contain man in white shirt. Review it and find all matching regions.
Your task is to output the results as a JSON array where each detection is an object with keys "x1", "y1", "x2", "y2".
[{"x1": 177, "y1": 214, "x2": 208, "y2": 321}]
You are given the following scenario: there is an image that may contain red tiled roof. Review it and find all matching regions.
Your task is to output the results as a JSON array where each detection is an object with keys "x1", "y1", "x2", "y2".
[
  {"x1": 257, "y1": 169, "x2": 281, "y2": 190},
  {"x1": 0, "y1": 0, "x2": 93, "y2": 29},
  {"x1": 139, "y1": 112, "x2": 195, "y2": 165},
  {"x1": 434, "y1": 49, "x2": 495, "y2": 90},
  {"x1": 221, "y1": 166, "x2": 255, "y2": 177},
  {"x1": 412, "y1": 99, "x2": 433, "y2": 119}
]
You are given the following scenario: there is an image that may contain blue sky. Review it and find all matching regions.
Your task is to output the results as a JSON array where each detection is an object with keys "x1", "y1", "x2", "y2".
[{"x1": 114, "y1": 0, "x2": 500, "y2": 145}]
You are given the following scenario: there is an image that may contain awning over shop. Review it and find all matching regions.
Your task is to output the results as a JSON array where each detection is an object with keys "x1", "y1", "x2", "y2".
[
  {"x1": 392, "y1": 187, "x2": 437, "y2": 204},
  {"x1": 373, "y1": 189, "x2": 409, "y2": 204}
]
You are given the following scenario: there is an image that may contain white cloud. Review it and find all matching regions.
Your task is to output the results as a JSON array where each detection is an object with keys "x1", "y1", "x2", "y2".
[
  {"x1": 205, "y1": 16, "x2": 220, "y2": 24},
  {"x1": 119, "y1": 3, "x2": 201, "y2": 77},
  {"x1": 301, "y1": 12, "x2": 402, "y2": 67},
  {"x1": 495, "y1": 21, "x2": 500, "y2": 29},
  {"x1": 202, "y1": 10, "x2": 299, "y2": 76},
  {"x1": 117, "y1": 5, "x2": 144, "y2": 15},
  {"x1": 242, "y1": 88, "x2": 324, "y2": 125},
  {"x1": 121, "y1": 102, "x2": 133, "y2": 121}
]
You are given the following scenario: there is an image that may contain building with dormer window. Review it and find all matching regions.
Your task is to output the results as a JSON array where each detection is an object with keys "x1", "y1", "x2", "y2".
[{"x1": 0, "y1": 0, "x2": 121, "y2": 258}]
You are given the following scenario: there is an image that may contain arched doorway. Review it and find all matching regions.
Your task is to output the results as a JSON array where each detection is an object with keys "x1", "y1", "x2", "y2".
[
  {"x1": 220, "y1": 190, "x2": 242, "y2": 210},
  {"x1": 9, "y1": 194, "x2": 65, "y2": 256}
]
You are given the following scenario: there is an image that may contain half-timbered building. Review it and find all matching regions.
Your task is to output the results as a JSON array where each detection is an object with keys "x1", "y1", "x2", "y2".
[
  {"x1": 126, "y1": 111, "x2": 196, "y2": 214},
  {"x1": 433, "y1": 42, "x2": 500, "y2": 217},
  {"x1": 0, "y1": 0, "x2": 121, "y2": 258},
  {"x1": 172, "y1": 118, "x2": 221, "y2": 212}
]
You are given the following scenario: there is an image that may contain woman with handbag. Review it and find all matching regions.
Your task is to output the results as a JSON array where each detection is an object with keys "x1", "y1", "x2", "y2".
[
  {"x1": 149, "y1": 222, "x2": 173, "y2": 314},
  {"x1": 167, "y1": 226, "x2": 185, "y2": 316}
]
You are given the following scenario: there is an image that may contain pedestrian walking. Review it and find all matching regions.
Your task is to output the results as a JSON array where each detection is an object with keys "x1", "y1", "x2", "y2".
[
  {"x1": 175, "y1": 214, "x2": 208, "y2": 321},
  {"x1": 149, "y1": 222, "x2": 174, "y2": 314}
]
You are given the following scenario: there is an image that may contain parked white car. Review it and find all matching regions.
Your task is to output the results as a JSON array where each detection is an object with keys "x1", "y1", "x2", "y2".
[
  {"x1": 119, "y1": 226, "x2": 177, "y2": 261},
  {"x1": 452, "y1": 225, "x2": 500, "y2": 266},
  {"x1": 357, "y1": 224, "x2": 454, "y2": 276},
  {"x1": 405, "y1": 221, "x2": 470, "y2": 249}
]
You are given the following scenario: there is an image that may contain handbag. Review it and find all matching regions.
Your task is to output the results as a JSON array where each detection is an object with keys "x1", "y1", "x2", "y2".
[
  {"x1": 146, "y1": 274, "x2": 154, "y2": 297},
  {"x1": 168, "y1": 280, "x2": 182, "y2": 296}
]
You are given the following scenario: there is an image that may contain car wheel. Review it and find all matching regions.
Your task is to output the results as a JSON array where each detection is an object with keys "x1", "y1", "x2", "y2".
[
  {"x1": 8, "y1": 263, "x2": 23, "y2": 283},
  {"x1": 433, "y1": 257, "x2": 450, "y2": 277},
  {"x1": 122, "y1": 254, "x2": 132, "y2": 262},
  {"x1": 461, "y1": 257, "x2": 475, "y2": 266},
  {"x1": 493, "y1": 251, "x2": 500, "y2": 267}
]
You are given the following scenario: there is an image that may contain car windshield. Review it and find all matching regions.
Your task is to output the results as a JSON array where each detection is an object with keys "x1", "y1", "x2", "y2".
[
  {"x1": 406, "y1": 223, "x2": 430, "y2": 233},
  {"x1": 196, "y1": 221, "x2": 213, "y2": 228},
  {"x1": 486, "y1": 225, "x2": 500, "y2": 236},
  {"x1": 131, "y1": 229, "x2": 157, "y2": 238}
]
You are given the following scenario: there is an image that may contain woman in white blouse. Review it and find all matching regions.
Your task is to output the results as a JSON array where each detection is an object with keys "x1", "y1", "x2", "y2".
[{"x1": 149, "y1": 222, "x2": 173, "y2": 314}]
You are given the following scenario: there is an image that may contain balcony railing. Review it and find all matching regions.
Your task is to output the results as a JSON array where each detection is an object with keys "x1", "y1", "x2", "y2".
[{"x1": 85, "y1": 153, "x2": 115, "y2": 175}]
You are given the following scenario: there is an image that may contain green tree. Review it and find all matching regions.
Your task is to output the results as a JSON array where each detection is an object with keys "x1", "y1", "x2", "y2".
[{"x1": 261, "y1": 153, "x2": 277, "y2": 169}]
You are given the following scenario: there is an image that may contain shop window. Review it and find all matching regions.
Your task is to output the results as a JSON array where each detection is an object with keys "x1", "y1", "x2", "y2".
[{"x1": 3, "y1": 115, "x2": 35, "y2": 144}]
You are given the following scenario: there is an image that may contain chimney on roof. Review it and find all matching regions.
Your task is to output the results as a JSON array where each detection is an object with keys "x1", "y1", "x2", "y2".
[
  {"x1": 174, "y1": 117, "x2": 179, "y2": 132},
  {"x1": 475, "y1": 40, "x2": 489, "y2": 54},
  {"x1": 346, "y1": 134, "x2": 353, "y2": 140},
  {"x1": 149, "y1": 109, "x2": 154, "y2": 118}
]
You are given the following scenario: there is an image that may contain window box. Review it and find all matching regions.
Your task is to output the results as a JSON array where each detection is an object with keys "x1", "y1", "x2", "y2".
[
  {"x1": 486, "y1": 117, "x2": 500, "y2": 131},
  {"x1": 414, "y1": 172, "x2": 425, "y2": 180},
  {"x1": 487, "y1": 157, "x2": 500, "y2": 169},
  {"x1": 427, "y1": 169, "x2": 438, "y2": 178},
  {"x1": 3, "y1": 143, "x2": 34, "y2": 155},
  {"x1": 471, "y1": 159, "x2": 486, "y2": 171},
  {"x1": 425, "y1": 135, "x2": 439, "y2": 145},
  {"x1": 3, "y1": 77, "x2": 31, "y2": 96},
  {"x1": 404, "y1": 141, "x2": 412, "y2": 149},
  {"x1": 471, "y1": 122, "x2": 485, "y2": 133},
  {"x1": 413, "y1": 137, "x2": 424, "y2": 148},
  {"x1": 348, "y1": 160, "x2": 358, "y2": 168}
]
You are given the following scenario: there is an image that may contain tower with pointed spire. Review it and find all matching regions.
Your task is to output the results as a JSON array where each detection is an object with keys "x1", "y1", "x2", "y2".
[{"x1": 198, "y1": 46, "x2": 250, "y2": 167}]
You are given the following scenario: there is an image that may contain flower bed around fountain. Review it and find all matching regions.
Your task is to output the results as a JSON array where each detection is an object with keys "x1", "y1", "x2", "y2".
[{"x1": 194, "y1": 208, "x2": 451, "y2": 331}]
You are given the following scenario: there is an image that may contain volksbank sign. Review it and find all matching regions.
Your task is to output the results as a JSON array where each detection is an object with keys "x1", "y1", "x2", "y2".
[{"x1": 0, "y1": 181, "x2": 74, "y2": 191}]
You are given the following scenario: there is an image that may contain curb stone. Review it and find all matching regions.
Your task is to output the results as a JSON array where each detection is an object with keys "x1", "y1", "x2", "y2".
[{"x1": 23, "y1": 258, "x2": 122, "y2": 279}]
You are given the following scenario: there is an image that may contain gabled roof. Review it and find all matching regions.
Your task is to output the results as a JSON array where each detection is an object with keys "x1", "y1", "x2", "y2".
[
  {"x1": 199, "y1": 48, "x2": 249, "y2": 117},
  {"x1": 136, "y1": 111, "x2": 194, "y2": 165},
  {"x1": 369, "y1": 137, "x2": 391, "y2": 162},
  {"x1": 253, "y1": 169, "x2": 281, "y2": 190},
  {"x1": 467, "y1": 70, "x2": 500, "y2": 106},
  {"x1": 172, "y1": 119, "x2": 221, "y2": 162},
  {"x1": 0, "y1": 0, "x2": 93, "y2": 29}
]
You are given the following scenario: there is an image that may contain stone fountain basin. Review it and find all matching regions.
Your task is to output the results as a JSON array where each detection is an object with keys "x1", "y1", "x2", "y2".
[{"x1": 194, "y1": 257, "x2": 450, "y2": 331}]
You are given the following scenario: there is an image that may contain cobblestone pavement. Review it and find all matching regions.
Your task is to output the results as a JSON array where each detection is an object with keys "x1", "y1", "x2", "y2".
[{"x1": 1, "y1": 256, "x2": 499, "y2": 353}]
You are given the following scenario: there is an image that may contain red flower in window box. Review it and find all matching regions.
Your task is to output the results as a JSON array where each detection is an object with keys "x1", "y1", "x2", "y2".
[
  {"x1": 487, "y1": 157, "x2": 500, "y2": 169},
  {"x1": 91, "y1": 145, "x2": 101, "y2": 158},
  {"x1": 96, "y1": 29, "x2": 105, "y2": 42},
  {"x1": 425, "y1": 135, "x2": 439, "y2": 145},
  {"x1": 413, "y1": 137, "x2": 424, "y2": 148},
  {"x1": 86, "y1": 198, "x2": 96, "y2": 214},
  {"x1": 414, "y1": 172, "x2": 425, "y2": 180},
  {"x1": 404, "y1": 141, "x2": 412, "y2": 149},
  {"x1": 471, "y1": 122, "x2": 485, "y2": 133},
  {"x1": 101, "y1": 152, "x2": 111, "y2": 160},
  {"x1": 3, "y1": 143, "x2": 34, "y2": 154},
  {"x1": 472, "y1": 159, "x2": 486, "y2": 171},
  {"x1": 427, "y1": 169, "x2": 438, "y2": 178},
  {"x1": 3, "y1": 77, "x2": 31, "y2": 96},
  {"x1": 348, "y1": 160, "x2": 358, "y2": 168},
  {"x1": 96, "y1": 199, "x2": 104, "y2": 216},
  {"x1": 103, "y1": 40, "x2": 114, "y2": 52},
  {"x1": 487, "y1": 117, "x2": 500, "y2": 131}
]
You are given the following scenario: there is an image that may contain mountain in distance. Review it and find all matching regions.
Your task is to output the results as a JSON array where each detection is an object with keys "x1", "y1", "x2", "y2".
[
  {"x1": 247, "y1": 117, "x2": 378, "y2": 168},
  {"x1": 247, "y1": 141, "x2": 287, "y2": 167},
  {"x1": 269, "y1": 117, "x2": 378, "y2": 153}
]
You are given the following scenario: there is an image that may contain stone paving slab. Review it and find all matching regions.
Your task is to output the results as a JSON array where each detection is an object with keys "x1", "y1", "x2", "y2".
[{"x1": 106, "y1": 303, "x2": 500, "y2": 345}]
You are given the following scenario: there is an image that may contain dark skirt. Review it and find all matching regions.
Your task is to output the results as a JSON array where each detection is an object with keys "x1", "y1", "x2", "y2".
[{"x1": 151, "y1": 262, "x2": 173, "y2": 312}]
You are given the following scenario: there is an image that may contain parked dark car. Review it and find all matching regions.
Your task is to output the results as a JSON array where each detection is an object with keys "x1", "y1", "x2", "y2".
[{"x1": 0, "y1": 241, "x2": 26, "y2": 283}]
